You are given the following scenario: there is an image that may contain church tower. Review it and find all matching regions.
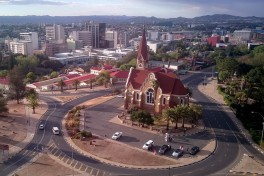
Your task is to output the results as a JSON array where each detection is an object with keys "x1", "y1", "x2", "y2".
[{"x1": 136, "y1": 28, "x2": 148, "y2": 70}]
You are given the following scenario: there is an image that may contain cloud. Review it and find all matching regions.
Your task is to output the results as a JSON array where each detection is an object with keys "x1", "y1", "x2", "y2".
[{"x1": 0, "y1": 0, "x2": 71, "y2": 5}]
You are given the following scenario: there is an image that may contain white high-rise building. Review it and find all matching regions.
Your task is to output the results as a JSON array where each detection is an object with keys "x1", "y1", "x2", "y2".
[
  {"x1": 118, "y1": 31, "x2": 130, "y2": 48},
  {"x1": 20, "y1": 32, "x2": 39, "y2": 50},
  {"x1": 10, "y1": 41, "x2": 33, "y2": 55},
  {"x1": 70, "y1": 31, "x2": 92, "y2": 47},
  {"x1": 105, "y1": 30, "x2": 118, "y2": 48},
  {"x1": 46, "y1": 24, "x2": 65, "y2": 44},
  {"x1": 233, "y1": 29, "x2": 252, "y2": 42}
]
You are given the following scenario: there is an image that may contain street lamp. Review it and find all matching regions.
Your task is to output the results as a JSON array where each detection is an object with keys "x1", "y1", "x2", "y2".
[{"x1": 251, "y1": 111, "x2": 264, "y2": 146}]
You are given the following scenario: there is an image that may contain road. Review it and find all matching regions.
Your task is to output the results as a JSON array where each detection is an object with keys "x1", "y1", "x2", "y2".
[{"x1": 1, "y1": 69, "x2": 264, "y2": 176}]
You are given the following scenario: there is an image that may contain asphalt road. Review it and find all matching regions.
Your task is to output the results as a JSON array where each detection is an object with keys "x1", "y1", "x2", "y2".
[{"x1": 1, "y1": 69, "x2": 264, "y2": 176}]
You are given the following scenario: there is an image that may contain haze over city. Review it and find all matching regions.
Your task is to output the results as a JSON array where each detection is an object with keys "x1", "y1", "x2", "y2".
[{"x1": 0, "y1": 0, "x2": 264, "y2": 18}]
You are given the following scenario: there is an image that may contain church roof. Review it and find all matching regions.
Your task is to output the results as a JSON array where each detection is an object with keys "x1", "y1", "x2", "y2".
[
  {"x1": 127, "y1": 68, "x2": 187, "y2": 95},
  {"x1": 137, "y1": 28, "x2": 148, "y2": 62}
]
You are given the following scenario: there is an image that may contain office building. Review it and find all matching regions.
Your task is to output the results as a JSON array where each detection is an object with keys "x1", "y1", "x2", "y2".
[
  {"x1": 105, "y1": 30, "x2": 118, "y2": 48},
  {"x1": 233, "y1": 29, "x2": 252, "y2": 42},
  {"x1": 118, "y1": 31, "x2": 130, "y2": 48},
  {"x1": 20, "y1": 32, "x2": 39, "y2": 50},
  {"x1": 10, "y1": 41, "x2": 33, "y2": 55},
  {"x1": 70, "y1": 31, "x2": 92, "y2": 47},
  {"x1": 46, "y1": 24, "x2": 65, "y2": 44},
  {"x1": 84, "y1": 21, "x2": 106, "y2": 48}
]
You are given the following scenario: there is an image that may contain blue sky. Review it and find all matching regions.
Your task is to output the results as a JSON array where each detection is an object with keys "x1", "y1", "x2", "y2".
[{"x1": 0, "y1": 0, "x2": 263, "y2": 18}]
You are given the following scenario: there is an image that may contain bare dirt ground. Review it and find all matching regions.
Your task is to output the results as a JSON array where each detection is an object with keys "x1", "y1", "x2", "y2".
[{"x1": 0, "y1": 101, "x2": 27, "y2": 149}]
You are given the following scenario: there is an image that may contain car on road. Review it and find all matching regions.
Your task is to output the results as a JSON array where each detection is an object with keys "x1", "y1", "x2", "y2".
[
  {"x1": 39, "y1": 124, "x2": 45, "y2": 130},
  {"x1": 189, "y1": 146, "x2": 200, "y2": 155},
  {"x1": 158, "y1": 145, "x2": 171, "y2": 154},
  {"x1": 142, "y1": 140, "x2": 154, "y2": 150},
  {"x1": 172, "y1": 149, "x2": 183, "y2": 158},
  {"x1": 112, "y1": 132, "x2": 122, "y2": 140},
  {"x1": 116, "y1": 94, "x2": 124, "y2": 98},
  {"x1": 52, "y1": 127, "x2": 60, "y2": 135}
]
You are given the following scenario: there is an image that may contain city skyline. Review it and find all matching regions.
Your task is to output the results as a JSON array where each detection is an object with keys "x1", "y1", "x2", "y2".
[{"x1": 0, "y1": 0, "x2": 264, "y2": 18}]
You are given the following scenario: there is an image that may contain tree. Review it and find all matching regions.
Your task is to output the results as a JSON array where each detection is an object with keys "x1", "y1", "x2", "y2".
[
  {"x1": 131, "y1": 110, "x2": 154, "y2": 127},
  {"x1": 25, "y1": 72, "x2": 36, "y2": 83},
  {"x1": 50, "y1": 71, "x2": 59, "y2": 79},
  {"x1": 96, "y1": 71, "x2": 110, "y2": 88},
  {"x1": 0, "y1": 95, "x2": 8, "y2": 114},
  {"x1": 8, "y1": 65, "x2": 25, "y2": 104},
  {"x1": 72, "y1": 79, "x2": 80, "y2": 91},
  {"x1": 26, "y1": 89, "x2": 39, "y2": 114},
  {"x1": 162, "y1": 108, "x2": 175, "y2": 130},
  {"x1": 15, "y1": 55, "x2": 39, "y2": 74},
  {"x1": 174, "y1": 104, "x2": 190, "y2": 128},
  {"x1": 235, "y1": 91, "x2": 247, "y2": 105},
  {"x1": 0, "y1": 70, "x2": 8, "y2": 78},
  {"x1": 189, "y1": 104, "x2": 202, "y2": 124},
  {"x1": 57, "y1": 79, "x2": 66, "y2": 92}
]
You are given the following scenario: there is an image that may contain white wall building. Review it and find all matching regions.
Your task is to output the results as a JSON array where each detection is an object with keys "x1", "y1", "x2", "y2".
[
  {"x1": 20, "y1": 32, "x2": 39, "y2": 50},
  {"x1": 46, "y1": 24, "x2": 65, "y2": 44},
  {"x1": 233, "y1": 29, "x2": 252, "y2": 42},
  {"x1": 70, "y1": 31, "x2": 92, "y2": 47},
  {"x1": 49, "y1": 52, "x2": 91, "y2": 65},
  {"x1": 105, "y1": 30, "x2": 118, "y2": 48},
  {"x1": 10, "y1": 40, "x2": 33, "y2": 55}
]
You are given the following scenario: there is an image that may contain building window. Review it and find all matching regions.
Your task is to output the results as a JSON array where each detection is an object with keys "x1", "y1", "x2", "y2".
[
  {"x1": 180, "y1": 98, "x2": 184, "y2": 104},
  {"x1": 163, "y1": 97, "x2": 166, "y2": 105},
  {"x1": 135, "y1": 93, "x2": 139, "y2": 100},
  {"x1": 146, "y1": 89, "x2": 154, "y2": 104}
]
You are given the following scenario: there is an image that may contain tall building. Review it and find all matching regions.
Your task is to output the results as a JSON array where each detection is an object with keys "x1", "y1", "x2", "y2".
[
  {"x1": 10, "y1": 40, "x2": 33, "y2": 55},
  {"x1": 84, "y1": 21, "x2": 106, "y2": 48},
  {"x1": 105, "y1": 30, "x2": 118, "y2": 48},
  {"x1": 233, "y1": 29, "x2": 252, "y2": 42},
  {"x1": 118, "y1": 31, "x2": 130, "y2": 48},
  {"x1": 70, "y1": 31, "x2": 92, "y2": 47},
  {"x1": 20, "y1": 32, "x2": 39, "y2": 50},
  {"x1": 207, "y1": 35, "x2": 221, "y2": 47},
  {"x1": 46, "y1": 24, "x2": 65, "y2": 44}
]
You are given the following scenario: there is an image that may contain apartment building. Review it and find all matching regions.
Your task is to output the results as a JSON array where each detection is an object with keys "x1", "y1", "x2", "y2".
[
  {"x1": 9, "y1": 40, "x2": 33, "y2": 55},
  {"x1": 46, "y1": 24, "x2": 65, "y2": 44},
  {"x1": 70, "y1": 31, "x2": 92, "y2": 47},
  {"x1": 20, "y1": 32, "x2": 39, "y2": 50}
]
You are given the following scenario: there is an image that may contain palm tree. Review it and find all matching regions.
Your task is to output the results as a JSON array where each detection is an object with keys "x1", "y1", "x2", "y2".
[
  {"x1": 26, "y1": 89, "x2": 39, "y2": 114},
  {"x1": 57, "y1": 79, "x2": 66, "y2": 92},
  {"x1": 162, "y1": 108, "x2": 174, "y2": 130},
  {"x1": 189, "y1": 103, "x2": 202, "y2": 124},
  {"x1": 72, "y1": 79, "x2": 80, "y2": 91},
  {"x1": 175, "y1": 105, "x2": 189, "y2": 128}
]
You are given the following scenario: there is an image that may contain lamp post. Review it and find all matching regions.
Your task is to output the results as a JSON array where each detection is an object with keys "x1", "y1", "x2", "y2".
[{"x1": 251, "y1": 111, "x2": 264, "y2": 146}]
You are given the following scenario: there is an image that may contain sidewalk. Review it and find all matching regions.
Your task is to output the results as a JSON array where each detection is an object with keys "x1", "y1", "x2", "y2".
[{"x1": 197, "y1": 78, "x2": 264, "y2": 174}]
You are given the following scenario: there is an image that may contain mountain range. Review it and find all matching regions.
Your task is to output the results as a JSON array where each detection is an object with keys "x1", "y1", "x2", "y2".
[{"x1": 0, "y1": 14, "x2": 263, "y2": 25}]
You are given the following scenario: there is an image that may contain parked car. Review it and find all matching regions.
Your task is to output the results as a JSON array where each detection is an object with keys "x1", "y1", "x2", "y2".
[
  {"x1": 189, "y1": 146, "x2": 200, "y2": 155},
  {"x1": 39, "y1": 124, "x2": 45, "y2": 130},
  {"x1": 142, "y1": 140, "x2": 154, "y2": 150},
  {"x1": 158, "y1": 145, "x2": 171, "y2": 154},
  {"x1": 172, "y1": 149, "x2": 183, "y2": 158},
  {"x1": 112, "y1": 132, "x2": 122, "y2": 140}
]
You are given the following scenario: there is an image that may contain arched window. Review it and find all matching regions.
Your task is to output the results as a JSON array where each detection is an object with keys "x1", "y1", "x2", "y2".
[
  {"x1": 146, "y1": 89, "x2": 154, "y2": 104},
  {"x1": 180, "y1": 98, "x2": 185, "y2": 105}
]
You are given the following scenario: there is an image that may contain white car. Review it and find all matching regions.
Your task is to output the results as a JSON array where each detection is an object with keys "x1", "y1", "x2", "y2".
[
  {"x1": 112, "y1": 132, "x2": 122, "y2": 140},
  {"x1": 116, "y1": 94, "x2": 124, "y2": 98},
  {"x1": 39, "y1": 124, "x2": 45, "y2": 130},
  {"x1": 142, "y1": 140, "x2": 154, "y2": 150}
]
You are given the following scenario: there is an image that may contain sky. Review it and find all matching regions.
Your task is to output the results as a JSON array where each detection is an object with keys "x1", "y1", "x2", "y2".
[{"x1": 0, "y1": 0, "x2": 263, "y2": 18}]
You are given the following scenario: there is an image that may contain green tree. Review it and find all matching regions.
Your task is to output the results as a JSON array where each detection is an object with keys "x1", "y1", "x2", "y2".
[
  {"x1": 0, "y1": 95, "x2": 8, "y2": 114},
  {"x1": 0, "y1": 70, "x2": 8, "y2": 78},
  {"x1": 26, "y1": 89, "x2": 39, "y2": 114},
  {"x1": 72, "y1": 79, "x2": 80, "y2": 91},
  {"x1": 96, "y1": 71, "x2": 110, "y2": 88},
  {"x1": 50, "y1": 71, "x2": 59, "y2": 79},
  {"x1": 8, "y1": 65, "x2": 25, "y2": 104},
  {"x1": 189, "y1": 104, "x2": 202, "y2": 124},
  {"x1": 15, "y1": 55, "x2": 39, "y2": 74},
  {"x1": 25, "y1": 72, "x2": 36, "y2": 83},
  {"x1": 131, "y1": 110, "x2": 153, "y2": 127},
  {"x1": 162, "y1": 108, "x2": 175, "y2": 130},
  {"x1": 57, "y1": 79, "x2": 66, "y2": 92}
]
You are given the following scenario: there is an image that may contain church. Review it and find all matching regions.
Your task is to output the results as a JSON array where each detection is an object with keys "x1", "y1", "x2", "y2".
[{"x1": 124, "y1": 28, "x2": 189, "y2": 114}]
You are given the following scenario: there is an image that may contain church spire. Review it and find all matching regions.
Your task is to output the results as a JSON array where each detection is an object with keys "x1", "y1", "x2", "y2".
[{"x1": 137, "y1": 26, "x2": 148, "y2": 70}]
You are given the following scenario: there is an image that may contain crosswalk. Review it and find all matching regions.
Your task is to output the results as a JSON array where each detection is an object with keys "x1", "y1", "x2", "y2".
[{"x1": 48, "y1": 143, "x2": 112, "y2": 176}]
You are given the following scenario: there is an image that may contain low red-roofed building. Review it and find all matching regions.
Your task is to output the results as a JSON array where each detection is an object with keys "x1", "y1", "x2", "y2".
[{"x1": 110, "y1": 71, "x2": 129, "y2": 84}]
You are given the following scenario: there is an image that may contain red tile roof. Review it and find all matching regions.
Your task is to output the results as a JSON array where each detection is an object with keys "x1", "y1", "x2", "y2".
[
  {"x1": 110, "y1": 71, "x2": 129, "y2": 79},
  {"x1": 102, "y1": 65, "x2": 113, "y2": 70},
  {"x1": 63, "y1": 74, "x2": 96, "y2": 86},
  {"x1": 137, "y1": 28, "x2": 148, "y2": 62},
  {"x1": 127, "y1": 68, "x2": 187, "y2": 95},
  {"x1": 0, "y1": 78, "x2": 9, "y2": 85},
  {"x1": 90, "y1": 66, "x2": 101, "y2": 71},
  {"x1": 64, "y1": 74, "x2": 81, "y2": 79}
]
